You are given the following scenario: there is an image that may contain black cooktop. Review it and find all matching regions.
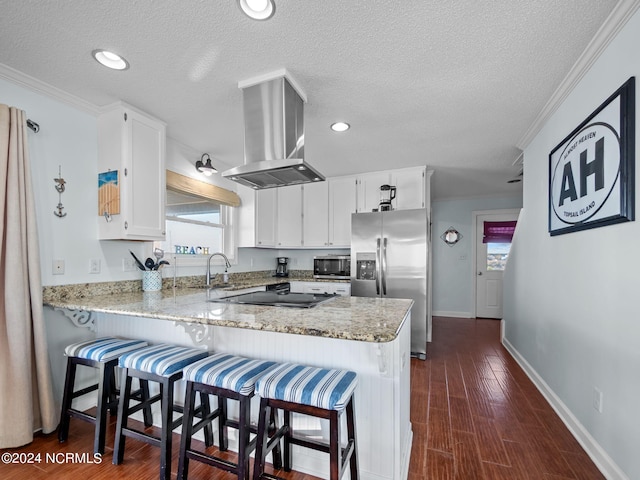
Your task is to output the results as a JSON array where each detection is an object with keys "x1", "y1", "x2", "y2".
[{"x1": 209, "y1": 291, "x2": 338, "y2": 308}]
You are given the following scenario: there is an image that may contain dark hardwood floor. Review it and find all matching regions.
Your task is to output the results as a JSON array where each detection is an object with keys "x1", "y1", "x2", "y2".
[
  {"x1": 409, "y1": 316, "x2": 604, "y2": 480},
  {"x1": 1, "y1": 316, "x2": 604, "y2": 479}
]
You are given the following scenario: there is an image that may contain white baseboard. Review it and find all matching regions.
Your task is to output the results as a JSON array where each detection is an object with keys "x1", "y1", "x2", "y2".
[
  {"x1": 400, "y1": 427, "x2": 413, "y2": 480},
  {"x1": 502, "y1": 337, "x2": 628, "y2": 480},
  {"x1": 432, "y1": 310, "x2": 472, "y2": 318}
]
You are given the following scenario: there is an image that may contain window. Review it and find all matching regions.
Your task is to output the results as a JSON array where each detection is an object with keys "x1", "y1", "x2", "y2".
[
  {"x1": 156, "y1": 171, "x2": 241, "y2": 261},
  {"x1": 486, "y1": 242, "x2": 511, "y2": 271},
  {"x1": 483, "y1": 221, "x2": 517, "y2": 271},
  {"x1": 162, "y1": 189, "x2": 226, "y2": 255}
]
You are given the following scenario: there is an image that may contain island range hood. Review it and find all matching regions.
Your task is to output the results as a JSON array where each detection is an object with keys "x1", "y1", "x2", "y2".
[{"x1": 222, "y1": 72, "x2": 325, "y2": 189}]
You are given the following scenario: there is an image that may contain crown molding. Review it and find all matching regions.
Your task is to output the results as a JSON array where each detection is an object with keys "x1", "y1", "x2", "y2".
[
  {"x1": 517, "y1": 0, "x2": 640, "y2": 150},
  {"x1": 0, "y1": 62, "x2": 101, "y2": 116}
]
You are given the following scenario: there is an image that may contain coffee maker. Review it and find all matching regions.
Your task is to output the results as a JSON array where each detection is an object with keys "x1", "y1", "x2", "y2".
[
  {"x1": 379, "y1": 184, "x2": 397, "y2": 211},
  {"x1": 275, "y1": 257, "x2": 289, "y2": 277}
]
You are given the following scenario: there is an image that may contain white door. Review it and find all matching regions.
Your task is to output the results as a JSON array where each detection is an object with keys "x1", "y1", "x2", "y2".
[{"x1": 475, "y1": 211, "x2": 519, "y2": 318}]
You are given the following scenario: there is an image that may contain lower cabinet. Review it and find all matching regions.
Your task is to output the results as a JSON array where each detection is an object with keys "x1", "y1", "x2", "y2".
[{"x1": 290, "y1": 281, "x2": 351, "y2": 296}]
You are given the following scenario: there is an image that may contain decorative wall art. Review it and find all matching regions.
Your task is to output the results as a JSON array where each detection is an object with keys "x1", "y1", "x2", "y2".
[
  {"x1": 98, "y1": 170, "x2": 120, "y2": 220},
  {"x1": 441, "y1": 226, "x2": 462, "y2": 246},
  {"x1": 548, "y1": 77, "x2": 635, "y2": 236}
]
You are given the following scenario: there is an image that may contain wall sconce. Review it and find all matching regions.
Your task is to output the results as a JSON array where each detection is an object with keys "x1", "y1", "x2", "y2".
[{"x1": 195, "y1": 153, "x2": 217, "y2": 177}]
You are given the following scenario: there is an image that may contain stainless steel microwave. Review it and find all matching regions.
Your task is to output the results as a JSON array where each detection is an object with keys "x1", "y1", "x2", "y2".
[{"x1": 313, "y1": 255, "x2": 350, "y2": 280}]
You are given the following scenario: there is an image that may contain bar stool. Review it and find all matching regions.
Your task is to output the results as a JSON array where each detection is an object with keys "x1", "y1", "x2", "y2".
[
  {"x1": 58, "y1": 337, "x2": 151, "y2": 454},
  {"x1": 112, "y1": 344, "x2": 212, "y2": 480},
  {"x1": 177, "y1": 353, "x2": 281, "y2": 480},
  {"x1": 253, "y1": 363, "x2": 359, "y2": 480}
]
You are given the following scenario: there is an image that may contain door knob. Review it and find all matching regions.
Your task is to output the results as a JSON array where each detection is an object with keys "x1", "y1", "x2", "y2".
[{"x1": 477, "y1": 272, "x2": 483, "y2": 276}]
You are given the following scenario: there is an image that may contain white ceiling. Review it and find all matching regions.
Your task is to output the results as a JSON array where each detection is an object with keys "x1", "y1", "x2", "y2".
[{"x1": 0, "y1": 1, "x2": 620, "y2": 199}]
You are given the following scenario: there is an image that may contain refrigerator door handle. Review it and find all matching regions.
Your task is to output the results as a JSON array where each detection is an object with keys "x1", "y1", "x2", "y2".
[
  {"x1": 382, "y1": 237, "x2": 388, "y2": 295},
  {"x1": 375, "y1": 237, "x2": 381, "y2": 295}
]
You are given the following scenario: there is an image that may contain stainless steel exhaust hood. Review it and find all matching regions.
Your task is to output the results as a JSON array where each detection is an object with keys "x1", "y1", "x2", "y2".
[{"x1": 222, "y1": 73, "x2": 325, "y2": 189}]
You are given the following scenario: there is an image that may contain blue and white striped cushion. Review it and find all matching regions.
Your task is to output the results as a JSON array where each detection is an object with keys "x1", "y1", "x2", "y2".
[
  {"x1": 64, "y1": 337, "x2": 148, "y2": 362},
  {"x1": 183, "y1": 353, "x2": 277, "y2": 396},
  {"x1": 255, "y1": 363, "x2": 357, "y2": 411},
  {"x1": 118, "y1": 344, "x2": 209, "y2": 376}
]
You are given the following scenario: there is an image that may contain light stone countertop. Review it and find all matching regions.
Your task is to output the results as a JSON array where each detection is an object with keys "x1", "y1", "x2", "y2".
[{"x1": 44, "y1": 288, "x2": 413, "y2": 343}]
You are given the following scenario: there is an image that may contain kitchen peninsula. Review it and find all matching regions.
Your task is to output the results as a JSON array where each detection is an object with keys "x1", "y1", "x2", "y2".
[{"x1": 44, "y1": 285, "x2": 413, "y2": 480}]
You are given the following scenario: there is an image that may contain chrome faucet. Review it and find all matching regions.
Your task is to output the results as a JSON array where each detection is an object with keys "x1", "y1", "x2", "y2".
[{"x1": 206, "y1": 252, "x2": 231, "y2": 286}]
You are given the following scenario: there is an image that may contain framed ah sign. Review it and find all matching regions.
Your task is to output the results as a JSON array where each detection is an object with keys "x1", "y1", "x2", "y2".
[{"x1": 549, "y1": 77, "x2": 635, "y2": 236}]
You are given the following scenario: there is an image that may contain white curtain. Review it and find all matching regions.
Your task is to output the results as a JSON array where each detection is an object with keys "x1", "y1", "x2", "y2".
[{"x1": 0, "y1": 104, "x2": 57, "y2": 448}]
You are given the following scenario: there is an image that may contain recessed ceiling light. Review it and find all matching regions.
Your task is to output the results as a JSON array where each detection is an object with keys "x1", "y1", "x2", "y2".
[
  {"x1": 237, "y1": 0, "x2": 275, "y2": 20},
  {"x1": 331, "y1": 122, "x2": 350, "y2": 132},
  {"x1": 92, "y1": 49, "x2": 129, "y2": 70}
]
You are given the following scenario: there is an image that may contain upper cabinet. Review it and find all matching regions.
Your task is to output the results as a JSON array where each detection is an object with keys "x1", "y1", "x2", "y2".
[
  {"x1": 255, "y1": 188, "x2": 277, "y2": 247},
  {"x1": 301, "y1": 177, "x2": 356, "y2": 248},
  {"x1": 356, "y1": 171, "x2": 393, "y2": 213},
  {"x1": 247, "y1": 166, "x2": 429, "y2": 249},
  {"x1": 98, "y1": 102, "x2": 166, "y2": 241},
  {"x1": 356, "y1": 166, "x2": 426, "y2": 213},
  {"x1": 276, "y1": 185, "x2": 303, "y2": 247},
  {"x1": 302, "y1": 182, "x2": 329, "y2": 247},
  {"x1": 328, "y1": 176, "x2": 357, "y2": 247}
]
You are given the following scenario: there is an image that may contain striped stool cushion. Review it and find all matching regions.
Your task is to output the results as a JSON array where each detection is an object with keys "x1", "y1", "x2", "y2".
[
  {"x1": 184, "y1": 353, "x2": 277, "y2": 396},
  {"x1": 64, "y1": 337, "x2": 148, "y2": 362},
  {"x1": 119, "y1": 344, "x2": 209, "y2": 376},
  {"x1": 255, "y1": 363, "x2": 357, "y2": 411}
]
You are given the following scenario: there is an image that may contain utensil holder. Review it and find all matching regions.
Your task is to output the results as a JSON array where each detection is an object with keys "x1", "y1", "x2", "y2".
[
  {"x1": 143, "y1": 290, "x2": 163, "y2": 309},
  {"x1": 142, "y1": 270, "x2": 162, "y2": 292}
]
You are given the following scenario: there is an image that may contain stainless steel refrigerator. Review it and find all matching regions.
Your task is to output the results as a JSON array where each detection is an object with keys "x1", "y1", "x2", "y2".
[{"x1": 351, "y1": 208, "x2": 429, "y2": 359}]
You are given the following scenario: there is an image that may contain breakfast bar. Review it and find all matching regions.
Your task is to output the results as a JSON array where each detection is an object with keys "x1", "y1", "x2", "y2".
[{"x1": 44, "y1": 287, "x2": 413, "y2": 480}]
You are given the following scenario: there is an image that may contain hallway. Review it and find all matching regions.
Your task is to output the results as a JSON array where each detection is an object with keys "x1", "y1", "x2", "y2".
[{"x1": 408, "y1": 316, "x2": 604, "y2": 479}]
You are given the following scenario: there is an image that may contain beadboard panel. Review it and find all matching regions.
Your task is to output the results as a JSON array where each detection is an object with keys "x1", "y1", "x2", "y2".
[{"x1": 93, "y1": 312, "x2": 412, "y2": 480}]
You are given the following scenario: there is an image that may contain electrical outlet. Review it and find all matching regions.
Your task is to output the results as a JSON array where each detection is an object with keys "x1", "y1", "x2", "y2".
[
  {"x1": 122, "y1": 258, "x2": 136, "y2": 272},
  {"x1": 593, "y1": 387, "x2": 603, "y2": 413},
  {"x1": 89, "y1": 258, "x2": 101, "y2": 274},
  {"x1": 52, "y1": 259, "x2": 65, "y2": 275}
]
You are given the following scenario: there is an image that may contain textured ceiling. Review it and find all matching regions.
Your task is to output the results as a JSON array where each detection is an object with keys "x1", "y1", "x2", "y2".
[{"x1": 0, "y1": 1, "x2": 619, "y2": 199}]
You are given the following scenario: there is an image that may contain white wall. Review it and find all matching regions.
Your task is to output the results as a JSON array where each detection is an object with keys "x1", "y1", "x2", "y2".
[
  {"x1": 503, "y1": 8, "x2": 640, "y2": 479},
  {"x1": 432, "y1": 194, "x2": 522, "y2": 317},
  {"x1": 0, "y1": 77, "x2": 157, "y2": 286}
]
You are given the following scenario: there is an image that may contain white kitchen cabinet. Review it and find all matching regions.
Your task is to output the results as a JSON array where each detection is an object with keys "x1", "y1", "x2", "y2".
[
  {"x1": 392, "y1": 166, "x2": 426, "y2": 210},
  {"x1": 302, "y1": 182, "x2": 329, "y2": 247},
  {"x1": 255, "y1": 189, "x2": 277, "y2": 247},
  {"x1": 356, "y1": 171, "x2": 391, "y2": 213},
  {"x1": 328, "y1": 176, "x2": 357, "y2": 247},
  {"x1": 303, "y1": 178, "x2": 355, "y2": 248},
  {"x1": 276, "y1": 185, "x2": 302, "y2": 247},
  {"x1": 245, "y1": 166, "x2": 426, "y2": 248},
  {"x1": 98, "y1": 102, "x2": 166, "y2": 240},
  {"x1": 332, "y1": 283, "x2": 351, "y2": 296},
  {"x1": 298, "y1": 282, "x2": 351, "y2": 296},
  {"x1": 356, "y1": 166, "x2": 426, "y2": 213}
]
